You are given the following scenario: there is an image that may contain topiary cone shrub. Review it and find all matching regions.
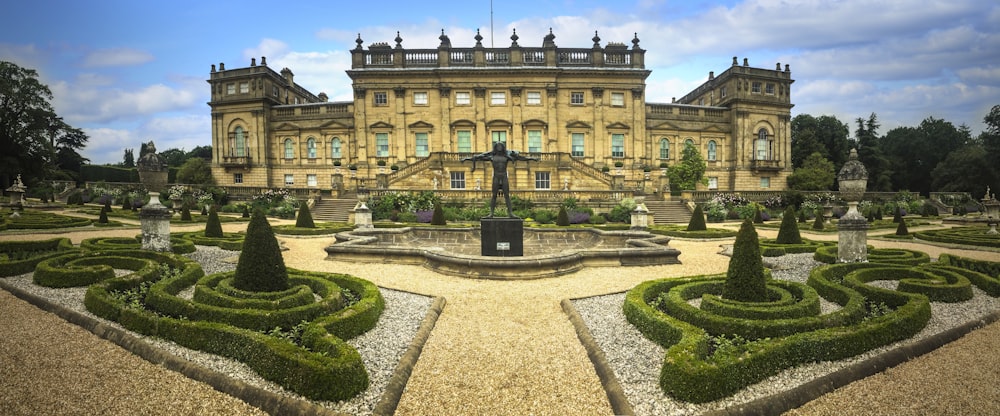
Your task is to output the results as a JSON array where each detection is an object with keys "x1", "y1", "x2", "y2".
[
  {"x1": 201, "y1": 205, "x2": 208, "y2": 216},
  {"x1": 723, "y1": 219, "x2": 768, "y2": 302},
  {"x1": 103, "y1": 199, "x2": 112, "y2": 213},
  {"x1": 204, "y1": 205, "x2": 223, "y2": 237},
  {"x1": 686, "y1": 204, "x2": 707, "y2": 231},
  {"x1": 431, "y1": 203, "x2": 446, "y2": 225},
  {"x1": 753, "y1": 206, "x2": 764, "y2": 224},
  {"x1": 98, "y1": 209, "x2": 109, "y2": 224},
  {"x1": 242, "y1": 204, "x2": 250, "y2": 218},
  {"x1": 798, "y1": 208, "x2": 807, "y2": 223},
  {"x1": 775, "y1": 205, "x2": 803, "y2": 244},
  {"x1": 121, "y1": 197, "x2": 130, "y2": 211},
  {"x1": 892, "y1": 206, "x2": 902, "y2": 223},
  {"x1": 556, "y1": 206, "x2": 570, "y2": 226},
  {"x1": 234, "y1": 209, "x2": 289, "y2": 292},
  {"x1": 896, "y1": 218, "x2": 909, "y2": 236},
  {"x1": 812, "y1": 210, "x2": 825, "y2": 231},
  {"x1": 181, "y1": 206, "x2": 192, "y2": 221},
  {"x1": 295, "y1": 202, "x2": 315, "y2": 228}
]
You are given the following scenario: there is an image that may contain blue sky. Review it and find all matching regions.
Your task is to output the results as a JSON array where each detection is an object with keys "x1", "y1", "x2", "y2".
[{"x1": 3, "y1": 0, "x2": 998, "y2": 165}]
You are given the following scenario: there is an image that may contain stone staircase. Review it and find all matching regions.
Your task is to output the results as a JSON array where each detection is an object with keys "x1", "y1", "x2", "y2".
[
  {"x1": 645, "y1": 200, "x2": 691, "y2": 225},
  {"x1": 311, "y1": 198, "x2": 356, "y2": 222}
]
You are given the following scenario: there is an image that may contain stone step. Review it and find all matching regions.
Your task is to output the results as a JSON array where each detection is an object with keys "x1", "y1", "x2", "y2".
[
  {"x1": 311, "y1": 198, "x2": 356, "y2": 222},
  {"x1": 644, "y1": 200, "x2": 691, "y2": 224}
]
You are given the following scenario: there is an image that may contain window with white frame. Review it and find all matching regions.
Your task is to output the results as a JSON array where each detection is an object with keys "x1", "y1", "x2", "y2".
[
  {"x1": 571, "y1": 133, "x2": 585, "y2": 157},
  {"x1": 707, "y1": 140, "x2": 717, "y2": 161},
  {"x1": 720, "y1": 86, "x2": 727, "y2": 98},
  {"x1": 756, "y1": 129, "x2": 769, "y2": 160},
  {"x1": 491, "y1": 131, "x2": 506, "y2": 144},
  {"x1": 457, "y1": 130, "x2": 472, "y2": 153},
  {"x1": 571, "y1": 91, "x2": 584, "y2": 105},
  {"x1": 284, "y1": 174, "x2": 294, "y2": 186},
  {"x1": 233, "y1": 173, "x2": 243, "y2": 184},
  {"x1": 526, "y1": 91, "x2": 542, "y2": 105},
  {"x1": 375, "y1": 133, "x2": 389, "y2": 157},
  {"x1": 765, "y1": 83, "x2": 775, "y2": 95},
  {"x1": 226, "y1": 83, "x2": 235, "y2": 95},
  {"x1": 760, "y1": 177, "x2": 770, "y2": 188},
  {"x1": 306, "y1": 137, "x2": 317, "y2": 158},
  {"x1": 751, "y1": 82, "x2": 762, "y2": 94},
  {"x1": 415, "y1": 132, "x2": 429, "y2": 157},
  {"x1": 659, "y1": 138, "x2": 670, "y2": 159},
  {"x1": 490, "y1": 91, "x2": 506, "y2": 105},
  {"x1": 610, "y1": 92, "x2": 624, "y2": 107},
  {"x1": 330, "y1": 138, "x2": 342, "y2": 158},
  {"x1": 373, "y1": 91, "x2": 388, "y2": 106},
  {"x1": 413, "y1": 91, "x2": 428, "y2": 105},
  {"x1": 535, "y1": 171, "x2": 551, "y2": 189},
  {"x1": 527, "y1": 130, "x2": 542, "y2": 153},
  {"x1": 234, "y1": 126, "x2": 246, "y2": 157},
  {"x1": 284, "y1": 138, "x2": 294, "y2": 159},
  {"x1": 708, "y1": 177, "x2": 718, "y2": 189},
  {"x1": 239, "y1": 82, "x2": 249, "y2": 94},
  {"x1": 611, "y1": 134, "x2": 625, "y2": 158},
  {"x1": 307, "y1": 174, "x2": 317, "y2": 187},
  {"x1": 450, "y1": 171, "x2": 465, "y2": 189},
  {"x1": 455, "y1": 91, "x2": 471, "y2": 105}
]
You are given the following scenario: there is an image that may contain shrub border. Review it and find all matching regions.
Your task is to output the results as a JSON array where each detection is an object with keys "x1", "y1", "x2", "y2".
[{"x1": 0, "y1": 238, "x2": 79, "y2": 277}]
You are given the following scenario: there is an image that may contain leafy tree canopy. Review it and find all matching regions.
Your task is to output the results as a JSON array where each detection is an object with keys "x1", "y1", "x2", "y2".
[
  {"x1": 791, "y1": 114, "x2": 850, "y2": 170},
  {"x1": 667, "y1": 142, "x2": 707, "y2": 191},
  {"x1": 786, "y1": 152, "x2": 835, "y2": 191},
  {"x1": 175, "y1": 157, "x2": 214, "y2": 185}
]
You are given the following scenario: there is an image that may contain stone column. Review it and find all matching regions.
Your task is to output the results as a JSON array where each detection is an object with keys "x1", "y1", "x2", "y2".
[
  {"x1": 837, "y1": 149, "x2": 869, "y2": 263},
  {"x1": 353, "y1": 202, "x2": 373, "y2": 229},
  {"x1": 140, "y1": 192, "x2": 173, "y2": 252}
]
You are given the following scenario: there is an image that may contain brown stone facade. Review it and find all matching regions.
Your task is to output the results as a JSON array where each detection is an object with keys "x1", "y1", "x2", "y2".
[{"x1": 208, "y1": 30, "x2": 793, "y2": 198}]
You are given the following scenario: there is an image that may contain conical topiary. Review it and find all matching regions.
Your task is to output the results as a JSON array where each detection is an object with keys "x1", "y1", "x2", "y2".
[
  {"x1": 812, "y1": 210, "x2": 825, "y2": 230},
  {"x1": 686, "y1": 204, "x2": 707, "y2": 231},
  {"x1": 121, "y1": 197, "x2": 130, "y2": 211},
  {"x1": 798, "y1": 208, "x2": 807, "y2": 223},
  {"x1": 723, "y1": 219, "x2": 768, "y2": 302},
  {"x1": 98, "y1": 209, "x2": 109, "y2": 224},
  {"x1": 431, "y1": 203, "x2": 446, "y2": 225},
  {"x1": 201, "y1": 205, "x2": 208, "y2": 216},
  {"x1": 103, "y1": 199, "x2": 112, "y2": 213},
  {"x1": 295, "y1": 202, "x2": 315, "y2": 228},
  {"x1": 556, "y1": 206, "x2": 570, "y2": 226},
  {"x1": 204, "y1": 205, "x2": 223, "y2": 237},
  {"x1": 775, "y1": 205, "x2": 803, "y2": 244},
  {"x1": 895, "y1": 218, "x2": 909, "y2": 236},
  {"x1": 233, "y1": 209, "x2": 289, "y2": 292},
  {"x1": 181, "y1": 205, "x2": 192, "y2": 221},
  {"x1": 242, "y1": 204, "x2": 250, "y2": 218},
  {"x1": 892, "y1": 206, "x2": 902, "y2": 223},
  {"x1": 875, "y1": 206, "x2": 883, "y2": 220},
  {"x1": 753, "y1": 205, "x2": 764, "y2": 224}
]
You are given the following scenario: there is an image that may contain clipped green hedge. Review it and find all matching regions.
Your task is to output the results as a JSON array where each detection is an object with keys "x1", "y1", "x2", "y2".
[
  {"x1": 173, "y1": 231, "x2": 244, "y2": 250},
  {"x1": 34, "y1": 253, "x2": 155, "y2": 288},
  {"x1": 649, "y1": 224, "x2": 738, "y2": 239},
  {"x1": 1, "y1": 210, "x2": 92, "y2": 229},
  {"x1": 0, "y1": 238, "x2": 79, "y2": 277},
  {"x1": 624, "y1": 261, "x2": 933, "y2": 403},
  {"x1": 936, "y1": 254, "x2": 1000, "y2": 296},
  {"x1": 83, "y1": 266, "x2": 382, "y2": 401},
  {"x1": 79, "y1": 236, "x2": 195, "y2": 254},
  {"x1": 759, "y1": 238, "x2": 834, "y2": 257},
  {"x1": 813, "y1": 245, "x2": 930, "y2": 265},
  {"x1": 272, "y1": 222, "x2": 354, "y2": 236},
  {"x1": 193, "y1": 274, "x2": 332, "y2": 311},
  {"x1": 913, "y1": 227, "x2": 1000, "y2": 248}
]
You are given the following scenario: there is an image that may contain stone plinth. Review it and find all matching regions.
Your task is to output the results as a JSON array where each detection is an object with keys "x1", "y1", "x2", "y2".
[
  {"x1": 353, "y1": 203, "x2": 373, "y2": 229},
  {"x1": 139, "y1": 192, "x2": 172, "y2": 252},
  {"x1": 481, "y1": 217, "x2": 524, "y2": 256},
  {"x1": 837, "y1": 206, "x2": 869, "y2": 263}
]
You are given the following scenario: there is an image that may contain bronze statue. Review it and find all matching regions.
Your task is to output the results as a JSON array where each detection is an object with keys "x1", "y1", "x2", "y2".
[{"x1": 462, "y1": 142, "x2": 538, "y2": 218}]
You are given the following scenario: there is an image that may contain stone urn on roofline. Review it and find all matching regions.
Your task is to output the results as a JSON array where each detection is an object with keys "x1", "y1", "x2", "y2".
[{"x1": 837, "y1": 148, "x2": 869, "y2": 263}]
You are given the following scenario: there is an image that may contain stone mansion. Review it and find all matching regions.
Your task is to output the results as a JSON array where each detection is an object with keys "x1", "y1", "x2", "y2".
[{"x1": 207, "y1": 29, "x2": 793, "y2": 199}]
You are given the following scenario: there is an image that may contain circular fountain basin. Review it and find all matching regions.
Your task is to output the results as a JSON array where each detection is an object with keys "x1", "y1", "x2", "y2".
[{"x1": 324, "y1": 226, "x2": 681, "y2": 279}]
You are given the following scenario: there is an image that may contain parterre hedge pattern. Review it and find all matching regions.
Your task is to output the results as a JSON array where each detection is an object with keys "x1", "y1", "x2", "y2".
[
  {"x1": 80, "y1": 236, "x2": 196, "y2": 254},
  {"x1": 913, "y1": 226, "x2": 1000, "y2": 248},
  {"x1": 0, "y1": 210, "x2": 92, "y2": 230},
  {"x1": 624, "y1": 252, "x2": 1000, "y2": 403},
  {"x1": 759, "y1": 238, "x2": 834, "y2": 257},
  {"x1": 0, "y1": 235, "x2": 384, "y2": 401},
  {"x1": 813, "y1": 245, "x2": 931, "y2": 265}
]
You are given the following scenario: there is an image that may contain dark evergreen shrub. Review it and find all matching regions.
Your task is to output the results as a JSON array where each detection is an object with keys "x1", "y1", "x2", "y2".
[
  {"x1": 181, "y1": 206, "x2": 192, "y2": 221},
  {"x1": 98, "y1": 209, "x2": 109, "y2": 224},
  {"x1": 295, "y1": 203, "x2": 315, "y2": 228},
  {"x1": 775, "y1": 206, "x2": 802, "y2": 244},
  {"x1": 205, "y1": 205, "x2": 223, "y2": 238},
  {"x1": 121, "y1": 197, "x2": 130, "y2": 211},
  {"x1": 723, "y1": 220, "x2": 768, "y2": 302},
  {"x1": 921, "y1": 202, "x2": 938, "y2": 217},
  {"x1": 892, "y1": 207, "x2": 902, "y2": 223},
  {"x1": 686, "y1": 204, "x2": 707, "y2": 231},
  {"x1": 753, "y1": 206, "x2": 764, "y2": 224},
  {"x1": 798, "y1": 208, "x2": 807, "y2": 223},
  {"x1": 102, "y1": 199, "x2": 112, "y2": 213},
  {"x1": 242, "y1": 204, "x2": 250, "y2": 218},
  {"x1": 812, "y1": 210, "x2": 825, "y2": 230},
  {"x1": 234, "y1": 209, "x2": 289, "y2": 292},
  {"x1": 431, "y1": 203, "x2": 446, "y2": 225},
  {"x1": 201, "y1": 205, "x2": 208, "y2": 216},
  {"x1": 896, "y1": 219, "x2": 909, "y2": 236},
  {"x1": 556, "y1": 206, "x2": 570, "y2": 226},
  {"x1": 875, "y1": 206, "x2": 884, "y2": 220}
]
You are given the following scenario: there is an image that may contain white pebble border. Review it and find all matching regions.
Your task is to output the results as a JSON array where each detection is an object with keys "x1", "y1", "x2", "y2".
[
  {"x1": 3, "y1": 245, "x2": 433, "y2": 416},
  {"x1": 573, "y1": 253, "x2": 1000, "y2": 415}
]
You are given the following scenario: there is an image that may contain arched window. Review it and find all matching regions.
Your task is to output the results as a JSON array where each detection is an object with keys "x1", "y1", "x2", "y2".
[
  {"x1": 306, "y1": 137, "x2": 317, "y2": 159},
  {"x1": 684, "y1": 138, "x2": 694, "y2": 148},
  {"x1": 756, "y1": 129, "x2": 769, "y2": 160},
  {"x1": 284, "y1": 138, "x2": 294, "y2": 159},
  {"x1": 659, "y1": 138, "x2": 670, "y2": 159},
  {"x1": 331, "y1": 137, "x2": 342, "y2": 158},
  {"x1": 707, "y1": 140, "x2": 717, "y2": 161},
  {"x1": 234, "y1": 126, "x2": 245, "y2": 157}
]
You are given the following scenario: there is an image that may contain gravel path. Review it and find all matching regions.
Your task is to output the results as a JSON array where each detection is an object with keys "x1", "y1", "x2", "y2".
[{"x1": 2, "y1": 218, "x2": 999, "y2": 415}]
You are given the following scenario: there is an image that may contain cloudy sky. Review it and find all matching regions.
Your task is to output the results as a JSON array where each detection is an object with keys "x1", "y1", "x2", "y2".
[{"x1": 3, "y1": 0, "x2": 998, "y2": 165}]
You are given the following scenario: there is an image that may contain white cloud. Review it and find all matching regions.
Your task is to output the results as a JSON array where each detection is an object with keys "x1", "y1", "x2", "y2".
[
  {"x1": 242, "y1": 38, "x2": 290, "y2": 63},
  {"x1": 82, "y1": 114, "x2": 211, "y2": 165},
  {"x1": 50, "y1": 76, "x2": 203, "y2": 124},
  {"x1": 81, "y1": 47, "x2": 154, "y2": 67}
]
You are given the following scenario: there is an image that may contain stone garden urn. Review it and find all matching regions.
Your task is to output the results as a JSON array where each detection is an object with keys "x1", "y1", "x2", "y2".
[
  {"x1": 982, "y1": 187, "x2": 999, "y2": 235},
  {"x1": 837, "y1": 148, "x2": 869, "y2": 262},
  {"x1": 137, "y1": 141, "x2": 168, "y2": 193}
]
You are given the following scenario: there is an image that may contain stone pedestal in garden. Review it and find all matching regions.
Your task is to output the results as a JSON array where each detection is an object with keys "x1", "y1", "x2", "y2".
[
  {"x1": 631, "y1": 199, "x2": 649, "y2": 230},
  {"x1": 140, "y1": 192, "x2": 172, "y2": 252},
  {"x1": 353, "y1": 202, "x2": 373, "y2": 229},
  {"x1": 837, "y1": 148, "x2": 869, "y2": 263},
  {"x1": 5, "y1": 174, "x2": 27, "y2": 210},
  {"x1": 481, "y1": 217, "x2": 524, "y2": 257}
]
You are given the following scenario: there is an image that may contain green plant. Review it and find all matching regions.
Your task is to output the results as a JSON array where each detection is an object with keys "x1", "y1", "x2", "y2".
[
  {"x1": 659, "y1": 161, "x2": 668, "y2": 169},
  {"x1": 614, "y1": 161, "x2": 624, "y2": 168},
  {"x1": 181, "y1": 206, "x2": 192, "y2": 221},
  {"x1": 295, "y1": 202, "x2": 315, "y2": 228},
  {"x1": 812, "y1": 211, "x2": 825, "y2": 230},
  {"x1": 431, "y1": 203, "x2": 446, "y2": 225},
  {"x1": 686, "y1": 204, "x2": 707, "y2": 231},
  {"x1": 242, "y1": 204, "x2": 250, "y2": 218},
  {"x1": 556, "y1": 206, "x2": 570, "y2": 226},
  {"x1": 892, "y1": 206, "x2": 902, "y2": 223},
  {"x1": 98, "y1": 209, "x2": 109, "y2": 224},
  {"x1": 390, "y1": 164, "x2": 399, "y2": 171},
  {"x1": 376, "y1": 159, "x2": 387, "y2": 166},
  {"x1": 233, "y1": 209, "x2": 289, "y2": 292},
  {"x1": 723, "y1": 219, "x2": 767, "y2": 302},
  {"x1": 775, "y1": 206, "x2": 803, "y2": 244},
  {"x1": 601, "y1": 166, "x2": 610, "y2": 173},
  {"x1": 333, "y1": 160, "x2": 342, "y2": 166},
  {"x1": 204, "y1": 205, "x2": 223, "y2": 237},
  {"x1": 895, "y1": 219, "x2": 909, "y2": 236}
]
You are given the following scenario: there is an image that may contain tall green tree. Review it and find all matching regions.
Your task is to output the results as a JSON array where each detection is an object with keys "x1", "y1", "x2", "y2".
[
  {"x1": 979, "y1": 104, "x2": 1000, "y2": 184},
  {"x1": 791, "y1": 114, "x2": 850, "y2": 170},
  {"x1": 853, "y1": 113, "x2": 892, "y2": 191},
  {"x1": 786, "y1": 152, "x2": 835, "y2": 191},
  {"x1": 122, "y1": 148, "x2": 135, "y2": 168},
  {"x1": 159, "y1": 148, "x2": 188, "y2": 167},
  {"x1": 0, "y1": 61, "x2": 87, "y2": 188},
  {"x1": 667, "y1": 142, "x2": 707, "y2": 191},
  {"x1": 175, "y1": 157, "x2": 214, "y2": 185},
  {"x1": 186, "y1": 145, "x2": 212, "y2": 160},
  {"x1": 931, "y1": 145, "x2": 999, "y2": 199},
  {"x1": 882, "y1": 117, "x2": 968, "y2": 195}
]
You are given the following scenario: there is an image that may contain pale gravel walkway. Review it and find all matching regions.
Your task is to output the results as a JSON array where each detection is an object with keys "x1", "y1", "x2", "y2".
[{"x1": 2, "y1": 216, "x2": 999, "y2": 415}]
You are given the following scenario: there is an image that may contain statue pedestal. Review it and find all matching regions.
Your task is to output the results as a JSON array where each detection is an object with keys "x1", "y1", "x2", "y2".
[
  {"x1": 481, "y1": 217, "x2": 523, "y2": 257},
  {"x1": 139, "y1": 192, "x2": 172, "y2": 252},
  {"x1": 837, "y1": 204, "x2": 869, "y2": 263}
]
